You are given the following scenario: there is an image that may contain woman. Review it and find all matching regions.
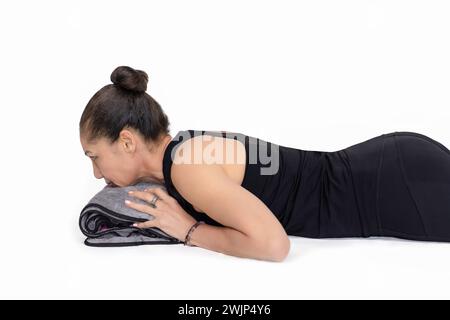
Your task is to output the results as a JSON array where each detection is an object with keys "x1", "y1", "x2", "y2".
[{"x1": 80, "y1": 66, "x2": 450, "y2": 262}]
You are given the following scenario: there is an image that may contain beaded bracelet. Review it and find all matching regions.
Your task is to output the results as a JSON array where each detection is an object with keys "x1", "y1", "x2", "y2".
[{"x1": 184, "y1": 221, "x2": 205, "y2": 246}]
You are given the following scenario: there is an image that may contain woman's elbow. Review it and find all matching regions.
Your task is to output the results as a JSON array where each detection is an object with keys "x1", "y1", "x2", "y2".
[{"x1": 267, "y1": 236, "x2": 291, "y2": 262}]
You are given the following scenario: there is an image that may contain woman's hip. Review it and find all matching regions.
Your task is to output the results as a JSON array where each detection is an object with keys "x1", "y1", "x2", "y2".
[{"x1": 345, "y1": 131, "x2": 450, "y2": 241}]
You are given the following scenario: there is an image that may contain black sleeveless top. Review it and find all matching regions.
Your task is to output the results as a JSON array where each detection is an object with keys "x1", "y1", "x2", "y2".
[
  {"x1": 162, "y1": 129, "x2": 450, "y2": 242},
  {"x1": 162, "y1": 129, "x2": 368, "y2": 238}
]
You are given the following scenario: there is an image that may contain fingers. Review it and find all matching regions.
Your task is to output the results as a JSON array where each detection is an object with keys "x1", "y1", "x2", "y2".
[
  {"x1": 125, "y1": 197, "x2": 158, "y2": 217},
  {"x1": 133, "y1": 220, "x2": 157, "y2": 229},
  {"x1": 125, "y1": 187, "x2": 171, "y2": 229},
  {"x1": 126, "y1": 199, "x2": 158, "y2": 229},
  {"x1": 143, "y1": 187, "x2": 170, "y2": 202},
  {"x1": 128, "y1": 189, "x2": 163, "y2": 206}
]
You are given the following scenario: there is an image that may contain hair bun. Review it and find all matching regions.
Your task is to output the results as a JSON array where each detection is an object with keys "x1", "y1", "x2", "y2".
[{"x1": 110, "y1": 66, "x2": 148, "y2": 93}]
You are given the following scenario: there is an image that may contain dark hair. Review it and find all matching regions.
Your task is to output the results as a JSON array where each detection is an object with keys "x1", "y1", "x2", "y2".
[{"x1": 79, "y1": 66, "x2": 170, "y2": 146}]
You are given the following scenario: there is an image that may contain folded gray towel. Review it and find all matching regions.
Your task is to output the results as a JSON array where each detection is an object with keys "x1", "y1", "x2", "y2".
[{"x1": 79, "y1": 181, "x2": 182, "y2": 247}]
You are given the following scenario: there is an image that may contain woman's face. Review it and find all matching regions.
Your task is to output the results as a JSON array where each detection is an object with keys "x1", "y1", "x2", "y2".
[{"x1": 80, "y1": 131, "x2": 141, "y2": 187}]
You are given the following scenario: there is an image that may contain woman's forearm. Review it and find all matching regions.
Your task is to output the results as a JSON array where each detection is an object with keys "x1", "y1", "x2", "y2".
[{"x1": 187, "y1": 223, "x2": 281, "y2": 262}]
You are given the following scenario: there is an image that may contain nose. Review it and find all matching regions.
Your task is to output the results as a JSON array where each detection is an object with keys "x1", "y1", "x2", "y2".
[{"x1": 93, "y1": 163, "x2": 103, "y2": 179}]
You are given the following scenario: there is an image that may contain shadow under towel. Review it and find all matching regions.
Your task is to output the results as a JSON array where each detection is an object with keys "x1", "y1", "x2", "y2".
[{"x1": 79, "y1": 181, "x2": 182, "y2": 247}]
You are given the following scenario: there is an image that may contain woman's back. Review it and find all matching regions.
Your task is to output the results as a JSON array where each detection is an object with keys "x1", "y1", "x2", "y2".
[
  {"x1": 162, "y1": 129, "x2": 360, "y2": 238},
  {"x1": 163, "y1": 129, "x2": 450, "y2": 243}
]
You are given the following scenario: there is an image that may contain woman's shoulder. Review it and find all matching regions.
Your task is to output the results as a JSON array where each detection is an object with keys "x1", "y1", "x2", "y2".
[{"x1": 169, "y1": 132, "x2": 247, "y2": 211}]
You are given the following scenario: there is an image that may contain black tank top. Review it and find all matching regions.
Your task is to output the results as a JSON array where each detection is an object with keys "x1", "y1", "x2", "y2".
[{"x1": 162, "y1": 129, "x2": 363, "y2": 238}]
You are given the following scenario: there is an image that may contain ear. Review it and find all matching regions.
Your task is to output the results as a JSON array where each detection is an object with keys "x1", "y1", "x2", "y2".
[{"x1": 119, "y1": 129, "x2": 137, "y2": 152}]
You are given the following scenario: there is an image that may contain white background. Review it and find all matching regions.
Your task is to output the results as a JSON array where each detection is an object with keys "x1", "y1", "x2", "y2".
[{"x1": 1, "y1": 0, "x2": 450, "y2": 299}]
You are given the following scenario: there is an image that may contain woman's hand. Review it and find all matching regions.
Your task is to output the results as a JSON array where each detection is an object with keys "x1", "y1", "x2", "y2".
[{"x1": 125, "y1": 187, "x2": 198, "y2": 242}]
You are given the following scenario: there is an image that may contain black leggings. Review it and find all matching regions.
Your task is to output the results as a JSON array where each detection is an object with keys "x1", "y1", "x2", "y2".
[{"x1": 344, "y1": 131, "x2": 450, "y2": 242}]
